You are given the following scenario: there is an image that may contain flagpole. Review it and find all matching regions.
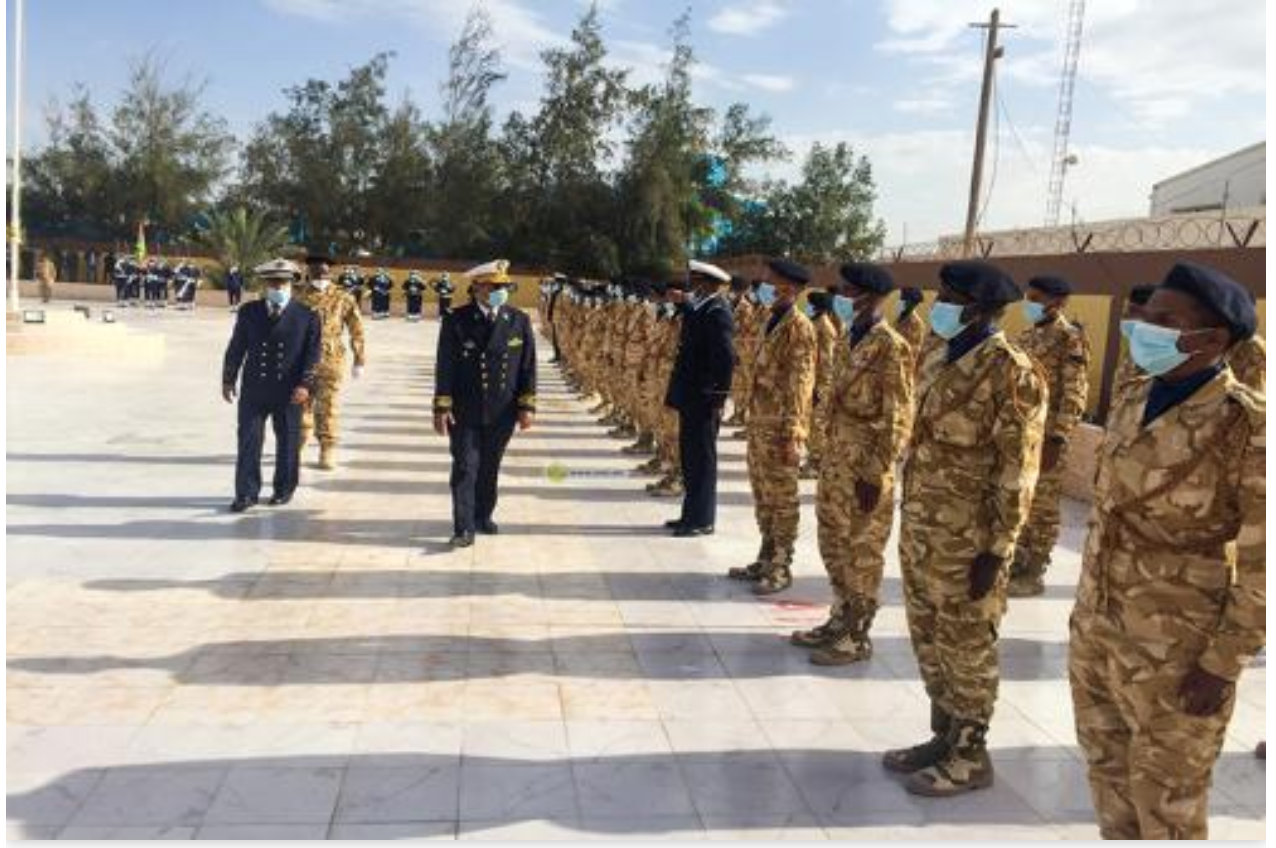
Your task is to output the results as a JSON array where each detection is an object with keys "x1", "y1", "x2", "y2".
[{"x1": 8, "y1": 0, "x2": 26, "y2": 313}]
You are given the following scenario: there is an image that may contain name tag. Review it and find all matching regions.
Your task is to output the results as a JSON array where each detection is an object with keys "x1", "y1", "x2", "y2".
[{"x1": 462, "y1": 340, "x2": 478, "y2": 350}]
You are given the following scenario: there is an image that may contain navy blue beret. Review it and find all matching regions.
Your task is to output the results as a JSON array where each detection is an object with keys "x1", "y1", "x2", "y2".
[
  {"x1": 767, "y1": 258, "x2": 811, "y2": 286},
  {"x1": 1128, "y1": 284, "x2": 1156, "y2": 306},
  {"x1": 838, "y1": 262, "x2": 895, "y2": 294},
  {"x1": 899, "y1": 286, "x2": 924, "y2": 304},
  {"x1": 1028, "y1": 275, "x2": 1072, "y2": 297},
  {"x1": 806, "y1": 290, "x2": 831, "y2": 310},
  {"x1": 1161, "y1": 261, "x2": 1256, "y2": 341},
  {"x1": 939, "y1": 260, "x2": 1021, "y2": 307}
]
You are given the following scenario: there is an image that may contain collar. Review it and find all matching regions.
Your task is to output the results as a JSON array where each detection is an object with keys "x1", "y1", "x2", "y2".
[
  {"x1": 693, "y1": 292, "x2": 720, "y2": 312},
  {"x1": 1143, "y1": 363, "x2": 1225, "y2": 427},
  {"x1": 946, "y1": 323, "x2": 996, "y2": 363},
  {"x1": 850, "y1": 315, "x2": 881, "y2": 349},
  {"x1": 479, "y1": 303, "x2": 502, "y2": 321}
]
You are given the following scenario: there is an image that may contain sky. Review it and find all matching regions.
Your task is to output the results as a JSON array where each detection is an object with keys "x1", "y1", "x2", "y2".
[{"x1": 4, "y1": 0, "x2": 1266, "y2": 243}]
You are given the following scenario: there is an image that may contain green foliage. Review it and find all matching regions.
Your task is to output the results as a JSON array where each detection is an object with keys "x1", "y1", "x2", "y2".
[{"x1": 197, "y1": 207, "x2": 290, "y2": 288}]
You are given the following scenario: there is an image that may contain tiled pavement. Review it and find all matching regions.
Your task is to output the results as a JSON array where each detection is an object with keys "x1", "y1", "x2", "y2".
[{"x1": 6, "y1": 306, "x2": 1265, "y2": 839}]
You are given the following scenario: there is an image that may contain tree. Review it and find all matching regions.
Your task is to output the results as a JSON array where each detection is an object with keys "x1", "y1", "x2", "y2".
[
  {"x1": 425, "y1": 7, "x2": 506, "y2": 259},
  {"x1": 495, "y1": 3, "x2": 629, "y2": 276},
  {"x1": 109, "y1": 52, "x2": 234, "y2": 246},
  {"x1": 616, "y1": 9, "x2": 713, "y2": 279},
  {"x1": 197, "y1": 207, "x2": 289, "y2": 288},
  {"x1": 24, "y1": 87, "x2": 117, "y2": 239}
]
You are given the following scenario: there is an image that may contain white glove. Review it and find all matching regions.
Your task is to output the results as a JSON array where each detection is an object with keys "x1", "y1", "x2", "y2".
[{"x1": 352, "y1": 364, "x2": 365, "y2": 380}]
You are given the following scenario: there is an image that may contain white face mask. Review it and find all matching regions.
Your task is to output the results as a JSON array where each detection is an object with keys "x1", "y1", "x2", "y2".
[{"x1": 311, "y1": 279, "x2": 330, "y2": 291}]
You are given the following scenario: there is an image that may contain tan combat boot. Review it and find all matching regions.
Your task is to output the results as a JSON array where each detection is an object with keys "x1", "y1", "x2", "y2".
[
  {"x1": 904, "y1": 720, "x2": 994, "y2": 797},
  {"x1": 809, "y1": 597, "x2": 877, "y2": 664},
  {"x1": 318, "y1": 444, "x2": 337, "y2": 471},
  {"x1": 790, "y1": 600, "x2": 846, "y2": 647},
  {"x1": 727, "y1": 538, "x2": 774, "y2": 581},
  {"x1": 883, "y1": 705, "x2": 952, "y2": 774},
  {"x1": 751, "y1": 550, "x2": 793, "y2": 596},
  {"x1": 1007, "y1": 545, "x2": 1046, "y2": 598}
]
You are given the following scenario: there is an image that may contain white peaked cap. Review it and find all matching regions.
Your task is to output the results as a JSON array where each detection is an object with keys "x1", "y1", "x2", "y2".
[{"x1": 688, "y1": 259, "x2": 730, "y2": 283}]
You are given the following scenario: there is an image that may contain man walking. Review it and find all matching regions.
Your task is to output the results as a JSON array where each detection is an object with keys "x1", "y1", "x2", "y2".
[
  {"x1": 222, "y1": 259, "x2": 322, "y2": 513},
  {"x1": 663, "y1": 260, "x2": 735, "y2": 537},
  {"x1": 433, "y1": 259, "x2": 537, "y2": 548},
  {"x1": 298, "y1": 251, "x2": 366, "y2": 471}
]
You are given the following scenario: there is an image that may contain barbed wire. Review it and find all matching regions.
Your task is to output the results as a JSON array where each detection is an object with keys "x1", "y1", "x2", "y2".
[{"x1": 876, "y1": 210, "x2": 1266, "y2": 262}]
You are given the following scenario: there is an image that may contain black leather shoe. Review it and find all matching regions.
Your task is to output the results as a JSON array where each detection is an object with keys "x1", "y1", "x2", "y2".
[
  {"x1": 449, "y1": 532, "x2": 476, "y2": 549},
  {"x1": 229, "y1": 497, "x2": 256, "y2": 513},
  {"x1": 673, "y1": 524, "x2": 714, "y2": 538},
  {"x1": 477, "y1": 520, "x2": 499, "y2": 535},
  {"x1": 664, "y1": 518, "x2": 685, "y2": 530},
  {"x1": 268, "y1": 491, "x2": 293, "y2": 506}
]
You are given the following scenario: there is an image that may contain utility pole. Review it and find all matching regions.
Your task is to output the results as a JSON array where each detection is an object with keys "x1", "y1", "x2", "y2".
[
  {"x1": 962, "y1": 8, "x2": 1014, "y2": 258},
  {"x1": 8, "y1": 0, "x2": 26, "y2": 312}
]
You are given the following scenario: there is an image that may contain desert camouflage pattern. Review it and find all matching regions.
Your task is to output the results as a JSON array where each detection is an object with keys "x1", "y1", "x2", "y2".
[
  {"x1": 1068, "y1": 369, "x2": 1265, "y2": 840},
  {"x1": 895, "y1": 306, "x2": 928, "y2": 365},
  {"x1": 1015, "y1": 312, "x2": 1091, "y2": 575},
  {"x1": 297, "y1": 283, "x2": 366, "y2": 447},
  {"x1": 730, "y1": 297, "x2": 762, "y2": 421},
  {"x1": 899, "y1": 331, "x2": 1047, "y2": 723},
  {"x1": 746, "y1": 306, "x2": 817, "y2": 560},
  {"x1": 816, "y1": 319, "x2": 914, "y2": 604},
  {"x1": 1226, "y1": 333, "x2": 1265, "y2": 395},
  {"x1": 805, "y1": 311, "x2": 840, "y2": 468}
]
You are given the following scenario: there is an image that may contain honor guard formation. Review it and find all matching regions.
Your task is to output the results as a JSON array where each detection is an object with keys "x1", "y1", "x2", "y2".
[
  {"x1": 213, "y1": 249, "x2": 1264, "y2": 839},
  {"x1": 536, "y1": 255, "x2": 1265, "y2": 839}
]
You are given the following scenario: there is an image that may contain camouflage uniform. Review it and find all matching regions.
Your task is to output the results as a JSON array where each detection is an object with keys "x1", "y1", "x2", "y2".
[
  {"x1": 739, "y1": 306, "x2": 817, "y2": 592},
  {"x1": 649, "y1": 307, "x2": 684, "y2": 495},
  {"x1": 1011, "y1": 313, "x2": 1091, "y2": 593},
  {"x1": 895, "y1": 306, "x2": 928, "y2": 364},
  {"x1": 895, "y1": 331, "x2": 1046, "y2": 791},
  {"x1": 807, "y1": 320, "x2": 914, "y2": 662},
  {"x1": 1068, "y1": 369, "x2": 1264, "y2": 839},
  {"x1": 1226, "y1": 333, "x2": 1265, "y2": 394},
  {"x1": 803, "y1": 311, "x2": 839, "y2": 477},
  {"x1": 728, "y1": 297, "x2": 758, "y2": 424},
  {"x1": 297, "y1": 283, "x2": 366, "y2": 466}
]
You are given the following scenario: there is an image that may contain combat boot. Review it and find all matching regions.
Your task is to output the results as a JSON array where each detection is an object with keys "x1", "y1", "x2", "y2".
[
  {"x1": 648, "y1": 474, "x2": 683, "y2": 498},
  {"x1": 1007, "y1": 545, "x2": 1046, "y2": 598},
  {"x1": 790, "y1": 601, "x2": 846, "y2": 647},
  {"x1": 727, "y1": 538, "x2": 774, "y2": 581},
  {"x1": 318, "y1": 444, "x2": 337, "y2": 471},
  {"x1": 809, "y1": 597, "x2": 877, "y2": 665},
  {"x1": 635, "y1": 456, "x2": 664, "y2": 475},
  {"x1": 798, "y1": 458, "x2": 820, "y2": 480},
  {"x1": 751, "y1": 550, "x2": 793, "y2": 596},
  {"x1": 883, "y1": 704, "x2": 952, "y2": 774},
  {"x1": 905, "y1": 720, "x2": 994, "y2": 797},
  {"x1": 621, "y1": 433, "x2": 655, "y2": 455}
]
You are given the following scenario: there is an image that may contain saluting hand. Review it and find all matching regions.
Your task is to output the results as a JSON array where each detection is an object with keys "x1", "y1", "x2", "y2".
[
  {"x1": 434, "y1": 411, "x2": 455, "y2": 437},
  {"x1": 854, "y1": 479, "x2": 881, "y2": 513},
  {"x1": 1179, "y1": 664, "x2": 1233, "y2": 717}
]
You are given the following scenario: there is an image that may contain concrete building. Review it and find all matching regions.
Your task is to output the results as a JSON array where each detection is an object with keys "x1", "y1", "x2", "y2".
[{"x1": 1150, "y1": 142, "x2": 1265, "y2": 215}]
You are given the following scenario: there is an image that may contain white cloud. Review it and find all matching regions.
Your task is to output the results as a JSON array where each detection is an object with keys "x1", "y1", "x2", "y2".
[
  {"x1": 264, "y1": 0, "x2": 565, "y2": 70},
  {"x1": 893, "y1": 96, "x2": 955, "y2": 115},
  {"x1": 707, "y1": 0, "x2": 790, "y2": 36},
  {"x1": 739, "y1": 73, "x2": 795, "y2": 93},
  {"x1": 875, "y1": 0, "x2": 1264, "y2": 123}
]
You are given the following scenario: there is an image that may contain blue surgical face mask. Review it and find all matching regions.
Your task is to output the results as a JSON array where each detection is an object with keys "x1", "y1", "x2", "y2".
[
  {"x1": 265, "y1": 286, "x2": 291, "y2": 307},
  {"x1": 1119, "y1": 319, "x2": 1138, "y2": 341},
  {"x1": 1127, "y1": 320, "x2": 1197, "y2": 376},
  {"x1": 1023, "y1": 301, "x2": 1048, "y2": 324},
  {"x1": 803, "y1": 303, "x2": 816, "y2": 319},
  {"x1": 928, "y1": 301, "x2": 969, "y2": 340},
  {"x1": 755, "y1": 283, "x2": 776, "y2": 306},
  {"x1": 486, "y1": 288, "x2": 509, "y2": 309},
  {"x1": 832, "y1": 294, "x2": 856, "y2": 325}
]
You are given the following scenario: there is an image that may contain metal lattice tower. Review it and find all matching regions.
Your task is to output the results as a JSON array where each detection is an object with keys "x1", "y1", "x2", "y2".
[{"x1": 1044, "y1": 0, "x2": 1085, "y2": 227}]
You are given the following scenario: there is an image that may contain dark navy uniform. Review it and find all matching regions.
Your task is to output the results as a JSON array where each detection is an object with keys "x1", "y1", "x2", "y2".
[
  {"x1": 665, "y1": 291, "x2": 735, "y2": 530},
  {"x1": 370, "y1": 271, "x2": 393, "y2": 318},
  {"x1": 223, "y1": 299, "x2": 322, "y2": 503},
  {"x1": 404, "y1": 273, "x2": 427, "y2": 320},
  {"x1": 433, "y1": 302, "x2": 537, "y2": 536},
  {"x1": 431, "y1": 275, "x2": 455, "y2": 318}
]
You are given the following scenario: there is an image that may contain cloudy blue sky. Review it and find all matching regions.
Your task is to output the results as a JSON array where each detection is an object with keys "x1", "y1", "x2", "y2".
[{"x1": 6, "y1": 0, "x2": 1265, "y2": 241}]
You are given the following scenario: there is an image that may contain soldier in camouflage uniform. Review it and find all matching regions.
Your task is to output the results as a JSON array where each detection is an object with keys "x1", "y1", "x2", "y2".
[
  {"x1": 800, "y1": 289, "x2": 840, "y2": 480},
  {"x1": 727, "y1": 258, "x2": 817, "y2": 595},
  {"x1": 884, "y1": 260, "x2": 1046, "y2": 797},
  {"x1": 299, "y1": 252, "x2": 367, "y2": 470},
  {"x1": 1008, "y1": 275, "x2": 1092, "y2": 597},
  {"x1": 792, "y1": 263, "x2": 914, "y2": 665},
  {"x1": 726, "y1": 276, "x2": 757, "y2": 427},
  {"x1": 1112, "y1": 285, "x2": 1157, "y2": 393},
  {"x1": 1226, "y1": 331, "x2": 1265, "y2": 394},
  {"x1": 648, "y1": 281, "x2": 686, "y2": 498},
  {"x1": 1069, "y1": 262, "x2": 1265, "y2": 839},
  {"x1": 621, "y1": 282, "x2": 659, "y2": 457},
  {"x1": 894, "y1": 286, "x2": 928, "y2": 364}
]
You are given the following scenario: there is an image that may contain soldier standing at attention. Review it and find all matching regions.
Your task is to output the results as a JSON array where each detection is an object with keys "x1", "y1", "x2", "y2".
[
  {"x1": 433, "y1": 260, "x2": 537, "y2": 549},
  {"x1": 1068, "y1": 262, "x2": 1264, "y2": 839},
  {"x1": 432, "y1": 271, "x2": 455, "y2": 318},
  {"x1": 800, "y1": 288, "x2": 839, "y2": 480},
  {"x1": 1008, "y1": 275, "x2": 1091, "y2": 597},
  {"x1": 1225, "y1": 328, "x2": 1265, "y2": 394},
  {"x1": 297, "y1": 252, "x2": 366, "y2": 471},
  {"x1": 885, "y1": 260, "x2": 1046, "y2": 797},
  {"x1": 727, "y1": 258, "x2": 817, "y2": 595},
  {"x1": 404, "y1": 270, "x2": 427, "y2": 321},
  {"x1": 369, "y1": 267, "x2": 394, "y2": 319},
  {"x1": 894, "y1": 286, "x2": 928, "y2": 361},
  {"x1": 221, "y1": 259, "x2": 322, "y2": 512},
  {"x1": 794, "y1": 262, "x2": 914, "y2": 665}
]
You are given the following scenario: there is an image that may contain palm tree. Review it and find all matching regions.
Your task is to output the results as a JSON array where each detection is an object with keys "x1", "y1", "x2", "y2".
[{"x1": 197, "y1": 207, "x2": 290, "y2": 289}]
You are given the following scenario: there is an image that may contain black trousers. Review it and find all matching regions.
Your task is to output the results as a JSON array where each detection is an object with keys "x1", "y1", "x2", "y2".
[
  {"x1": 438, "y1": 297, "x2": 451, "y2": 318},
  {"x1": 678, "y1": 406, "x2": 721, "y2": 528},
  {"x1": 449, "y1": 419, "x2": 516, "y2": 534},
  {"x1": 236, "y1": 401, "x2": 302, "y2": 501},
  {"x1": 371, "y1": 291, "x2": 391, "y2": 313},
  {"x1": 406, "y1": 294, "x2": 423, "y2": 316}
]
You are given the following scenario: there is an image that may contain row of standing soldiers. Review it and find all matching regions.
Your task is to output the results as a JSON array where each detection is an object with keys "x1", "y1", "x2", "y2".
[
  {"x1": 111, "y1": 257, "x2": 204, "y2": 309},
  {"x1": 542, "y1": 257, "x2": 1264, "y2": 838},
  {"x1": 335, "y1": 267, "x2": 455, "y2": 320}
]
